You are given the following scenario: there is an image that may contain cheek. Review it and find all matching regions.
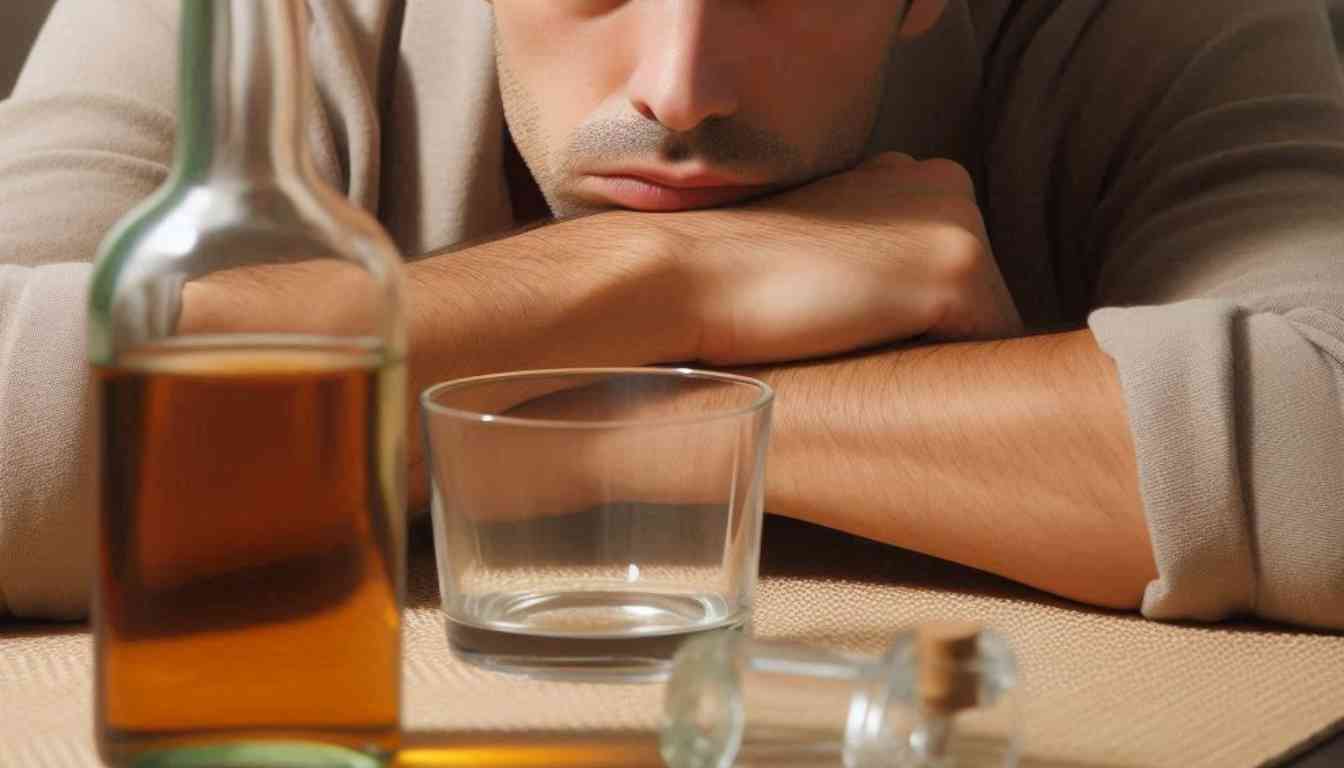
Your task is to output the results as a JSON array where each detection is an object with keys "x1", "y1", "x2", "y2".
[
  {"x1": 755, "y1": 64, "x2": 883, "y2": 168},
  {"x1": 495, "y1": 10, "x2": 636, "y2": 162},
  {"x1": 742, "y1": 10, "x2": 896, "y2": 169}
]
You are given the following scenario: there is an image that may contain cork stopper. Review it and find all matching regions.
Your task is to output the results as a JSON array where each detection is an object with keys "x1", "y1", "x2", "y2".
[{"x1": 916, "y1": 621, "x2": 983, "y2": 715}]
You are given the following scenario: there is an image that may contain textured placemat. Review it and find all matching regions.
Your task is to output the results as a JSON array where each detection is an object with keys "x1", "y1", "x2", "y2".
[{"x1": 3, "y1": 518, "x2": 1343, "y2": 767}]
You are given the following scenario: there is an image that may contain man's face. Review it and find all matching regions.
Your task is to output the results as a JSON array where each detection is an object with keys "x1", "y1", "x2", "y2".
[{"x1": 492, "y1": 1, "x2": 911, "y2": 218}]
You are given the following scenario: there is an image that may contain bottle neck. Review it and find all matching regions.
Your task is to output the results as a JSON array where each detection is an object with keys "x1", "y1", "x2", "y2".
[{"x1": 174, "y1": 0, "x2": 310, "y2": 183}]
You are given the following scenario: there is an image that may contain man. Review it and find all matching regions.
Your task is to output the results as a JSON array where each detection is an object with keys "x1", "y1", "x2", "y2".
[{"x1": 1, "y1": 0, "x2": 1342, "y2": 629}]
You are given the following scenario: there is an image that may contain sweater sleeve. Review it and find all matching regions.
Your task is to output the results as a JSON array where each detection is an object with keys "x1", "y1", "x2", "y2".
[
  {"x1": 0, "y1": 0, "x2": 389, "y2": 619},
  {"x1": 0, "y1": 0, "x2": 179, "y2": 619},
  {"x1": 1007, "y1": 0, "x2": 1344, "y2": 628}
]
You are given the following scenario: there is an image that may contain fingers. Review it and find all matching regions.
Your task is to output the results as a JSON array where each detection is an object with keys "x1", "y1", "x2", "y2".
[
  {"x1": 865, "y1": 151, "x2": 916, "y2": 167},
  {"x1": 919, "y1": 157, "x2": 977, "y2": 198},
  {"x1": 865, "y1": 152, "x2": 977, "y2": 200}
]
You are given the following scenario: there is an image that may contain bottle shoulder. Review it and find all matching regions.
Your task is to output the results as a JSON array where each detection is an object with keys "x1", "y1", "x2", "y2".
[
  {"x1": 89, "y1": 176, "x2": 405, "y2": 363},
  {"x1": 94, "y1": 178, "x2": 402, "y2": 285}
]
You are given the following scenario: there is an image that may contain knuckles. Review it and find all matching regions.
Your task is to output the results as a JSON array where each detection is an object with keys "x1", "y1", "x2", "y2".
[
  {"x1": 917, "y1": 157, "x2": 976, "y2": 197},
  {"x1": 865, "y1": 153, "x2": 976, "y2": 199},
  {"x1": 927, "y1": 222, "x2": 989, "y2": 289},
  {"x1": 684, "y1": 152, "x2": 1007, "y2": 360}
]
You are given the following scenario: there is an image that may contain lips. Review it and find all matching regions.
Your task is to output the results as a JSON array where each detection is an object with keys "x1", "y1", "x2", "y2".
[{"x1": 579, "y1": 169, "x2": 773, "y2": 212}]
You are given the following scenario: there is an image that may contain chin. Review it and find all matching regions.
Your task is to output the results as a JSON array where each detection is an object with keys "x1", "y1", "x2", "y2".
[{"x1": 545, "y1": 189, "x2": 613, "y2": 220}]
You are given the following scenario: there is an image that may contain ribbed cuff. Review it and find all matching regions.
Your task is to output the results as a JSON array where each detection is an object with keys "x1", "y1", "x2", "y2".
[
  {"x1": 0, "y1": 264, "x2": 96, "y2": 619},
  {"x1": 1089, "y1": 299, "x2": 1257, "y2": 622}
]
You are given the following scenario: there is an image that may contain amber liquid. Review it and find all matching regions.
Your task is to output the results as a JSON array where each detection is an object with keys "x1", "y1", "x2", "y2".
[{"x1": 94, "y1": 337, "x2": 404, "y2": 766}]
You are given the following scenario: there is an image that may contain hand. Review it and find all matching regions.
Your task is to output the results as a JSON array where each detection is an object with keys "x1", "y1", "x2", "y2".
[{"x1": 663, "y1": 153, "x2": 1023, "y2": 365}]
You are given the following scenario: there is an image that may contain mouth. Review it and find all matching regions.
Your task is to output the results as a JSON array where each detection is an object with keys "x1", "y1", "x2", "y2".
[{"x1": 577, "y1": 168, "x2": 775, "y2": 212}]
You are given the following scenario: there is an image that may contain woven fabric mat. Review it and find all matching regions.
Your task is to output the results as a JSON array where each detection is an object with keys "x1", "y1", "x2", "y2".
[{"x1": 3, "y1": 518, "x2": 1342, "y2": 767}]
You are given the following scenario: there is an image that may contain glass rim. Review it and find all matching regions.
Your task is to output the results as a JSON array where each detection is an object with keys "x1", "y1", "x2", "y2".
[{"x1": 420, "y1": 367, "x2": 774, "y2": 430}]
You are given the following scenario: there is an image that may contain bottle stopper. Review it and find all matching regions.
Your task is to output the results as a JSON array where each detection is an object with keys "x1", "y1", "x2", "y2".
[{"x1": 916, "y1": 620, "x2": 983, "y2": 715}]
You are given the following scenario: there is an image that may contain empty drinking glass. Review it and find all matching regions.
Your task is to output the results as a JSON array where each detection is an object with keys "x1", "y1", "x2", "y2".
[{"x1": 422, "y1": 368, "x2": 774, "y2": 681}]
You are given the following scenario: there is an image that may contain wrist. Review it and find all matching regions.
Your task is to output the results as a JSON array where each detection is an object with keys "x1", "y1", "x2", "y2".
[
  {"x1": 404, "y1": 211, "x2": 700, "y2": 376},
  {"x1": 175, "y1": 261, "x2": 372, "y2": 337},
  {"x1": 601, "y1": 210, "x2": 702, "y2": 364}
]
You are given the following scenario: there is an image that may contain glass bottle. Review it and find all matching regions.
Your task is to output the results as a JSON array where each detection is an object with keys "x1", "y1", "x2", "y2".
[
  {"x1": 661, "y1": 623, "x2": 1022, "y2": 768},
  {"x1": 88, "y1": 1, "x2": 405, "y2": 766}
]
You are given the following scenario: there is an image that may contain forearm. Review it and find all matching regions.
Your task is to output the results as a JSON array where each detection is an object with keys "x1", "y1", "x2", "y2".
[
  {"x1": 752, "y1": 329, "x2": 1156, "y2": 610},
  {"x1": 404, "y1": 214, "x2": 687, "y2": 417},
  {"x1": 181, "y1": 212, "x2": 692, "y2": 506},
  {"x1": 402, "y1": 214, "x2": 690, "y2": 500}
]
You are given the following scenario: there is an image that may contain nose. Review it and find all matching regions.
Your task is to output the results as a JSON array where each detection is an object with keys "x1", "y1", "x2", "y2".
[{"x1": 627, "y1": 0, "x2": 740, "y2": 133}]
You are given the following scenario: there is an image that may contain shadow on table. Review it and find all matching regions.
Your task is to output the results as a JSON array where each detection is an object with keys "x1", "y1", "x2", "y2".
[
  {"x1": 0, "y1": 617, "x2": 86, "y2": 637},
  {"x1": 406, "y1": 519, "x2": 441, "y2": 608},
  {"x1": 403, "y1": 512, "x2": 1089, "y2": 613},
  {"x1": 758, "y1": 516, "x2": 1065, "y2": 601},
  {"x1": 406, "y1": 512, "x2": 1343, "y2": 646}
]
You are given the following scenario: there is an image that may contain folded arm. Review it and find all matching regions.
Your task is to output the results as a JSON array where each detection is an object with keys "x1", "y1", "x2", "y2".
[
  {"x1": 982, "y1": 0, "x2": 1344, "y2": 628},
  {"x1": 747, "y1": 329, "x2": 1154, "y2": 610}
]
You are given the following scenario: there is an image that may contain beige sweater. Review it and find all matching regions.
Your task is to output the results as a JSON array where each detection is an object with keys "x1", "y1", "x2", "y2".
[{"x1": 2, "y1": 0, "x2": 1343, "y2": 629}]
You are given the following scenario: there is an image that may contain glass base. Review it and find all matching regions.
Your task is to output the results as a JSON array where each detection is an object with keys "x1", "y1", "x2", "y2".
[
  {"x1": 445, "y1": 590, "x2": 748, "y2": 683},
  {"x1": 102, "y1": 738, "x2": 390, "y2": 768}
]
